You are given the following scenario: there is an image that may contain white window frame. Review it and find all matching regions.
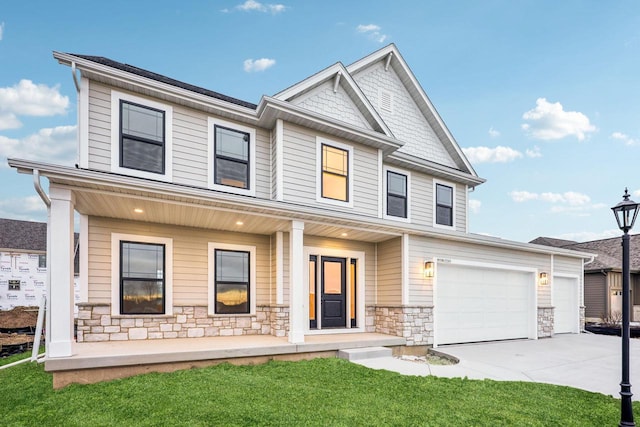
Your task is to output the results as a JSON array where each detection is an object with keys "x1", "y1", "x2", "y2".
[
  {"x1": 208, "y1": 117, "x2": 256, "y2": 197},
  {"x1": 315, "y1": 137, "x2": 354, "y2": 208},
  {"x1": 208, "y1": 242, "x2": 257, "y2": 316},
  {"x1": 433, "y1": 179, "x2": 456, "y2": 230},
  {"x1": 382, "y1": 165, "x2": 411, "y2": 222},
  {"x1": 110, "y1": 90, "x2": 173, "y2": 181},
  {"x1": 110, "y1": 233, "x2": 173, "y2": 316}
]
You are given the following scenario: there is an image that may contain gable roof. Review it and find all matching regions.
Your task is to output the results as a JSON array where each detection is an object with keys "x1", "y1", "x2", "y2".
[
  {"x1": 274, "y1": 62, "x2": 394, "y2": 137},
  {"x1": 346, "y1": 44, "x2": 479, "y2": 178},
  {"x1": 0, "y1": 218, "x2": 47, "y2": 252},
  {"x1": 531, "y1": 235, "x2": 640, "y2": 272}
]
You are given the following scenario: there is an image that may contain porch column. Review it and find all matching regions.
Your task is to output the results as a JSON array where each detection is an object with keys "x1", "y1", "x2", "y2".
[
  {"x1": 289, "y1": 221, "x2": 305, "y2": 343},
  {"x1": 48, "y1": 186, "x2": 76, "y2": 358}
]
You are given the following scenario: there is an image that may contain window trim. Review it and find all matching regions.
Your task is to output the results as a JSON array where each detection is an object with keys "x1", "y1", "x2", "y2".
[
  {"x1": 315, "y1": 137, "x2": 354, "y2": 208},
  {"x1": 208, "y1": 242, "x2": 256, "y2": 316},
  {"x1": 110, "y1": 90, "x2": 173, "y2": 181},
  {"x1": 208, "y1": 117, "x2": 256, "y2": 197},
  {"x1": 382, "y1": 165, "x2": 411, "y2": 222},
  {"x1": 111, "y1": 233, "x2": 173, "y2": 316},
  {"x1": 433, "y1": 179, "x2": 456, "y2": 230}
]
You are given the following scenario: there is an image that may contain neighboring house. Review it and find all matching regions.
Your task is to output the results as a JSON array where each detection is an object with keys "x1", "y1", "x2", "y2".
[
  {"x1": 531, "y1": 236, "x2": 640, "y2": 322},
  {"x1": 9, "y1": 44, "x2": 592, "y2": 385},
  {"x1": 0, "y1": 218, "x2": 81, "y2": 312}
]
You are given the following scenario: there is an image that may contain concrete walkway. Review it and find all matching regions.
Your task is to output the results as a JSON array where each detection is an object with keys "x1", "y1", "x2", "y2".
[{"x1": 354, "y1": 333, "x2": 640, "y2": 400}]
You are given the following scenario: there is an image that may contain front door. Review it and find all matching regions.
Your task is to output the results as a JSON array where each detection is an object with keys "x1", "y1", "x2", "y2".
[{"x1": 320, "y1": 256, "x2": 347, "y2": 328}]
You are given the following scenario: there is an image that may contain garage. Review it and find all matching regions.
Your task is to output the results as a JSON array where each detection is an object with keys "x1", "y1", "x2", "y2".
[
  {"x1": 553, "y1": 276, "x2": 579, "y2": 334},
  {"x1": 435, "y1": 263, "x2": 536, "y2": 345}
]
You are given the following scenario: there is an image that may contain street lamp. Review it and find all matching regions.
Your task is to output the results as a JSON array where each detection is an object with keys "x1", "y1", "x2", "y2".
[{"x1": 611, "y1": 188, "x2": 638, "y2": 427}]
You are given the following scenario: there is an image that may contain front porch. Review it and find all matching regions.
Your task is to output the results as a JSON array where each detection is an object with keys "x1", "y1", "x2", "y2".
[{"x1": 45, "y1": 332, "x2": 405, "y2": 388}]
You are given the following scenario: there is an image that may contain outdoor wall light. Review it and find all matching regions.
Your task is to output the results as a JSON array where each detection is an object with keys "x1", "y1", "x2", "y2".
[
  {"x1": 424, "y1": 261, "x2": 434, "y2": 278},
  {"x1": 538, "y1": 272, "x2": 548, "y2": 286}
]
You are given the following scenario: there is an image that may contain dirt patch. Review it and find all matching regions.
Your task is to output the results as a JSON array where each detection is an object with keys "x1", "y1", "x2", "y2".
[
  {"x1": 0, "y1": 333, "x2": 34, "y2": 346},
  {"x1": 397, "y1": 354, "x2": 456, "y2": 365},
  {"x1": 0, "y1": 306, "x2": 39, "y2": 330}
]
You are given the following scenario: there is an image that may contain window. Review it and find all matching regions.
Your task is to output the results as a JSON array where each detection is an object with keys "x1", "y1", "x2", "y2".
[
  {"x1": 435, "y1": 182, "x2": 454, "y2": 227},
  {"x1": 386, "y1": 170, "x2": 408, "y2": 218},
  {"x1": 111, "y1": 91, "x2": 173, "y2": 181},
  {"x1": 111, "y1": 233, "x2": 173, "y2": 316},
  {"x1": 208, "y1": 242, "x2": 256, "y2": 316},
  {"x1": 316, "y1": 138, "x2": 353, "y2": 207},
  {"x1": 214, "y1": 126, "x2": 250, "y2": 189},
  {"x1": 120, "y1": 101, "x2": 165, "y2": 174},
  {"x1": 38, "y1": 254, "x2": 46, "y2": 269},
  {"x1": 208, "y1": 118, "x2": 256, "y2": 196},
  {"x1": 120, "y1": 242, "x2": 165, "y2": 315}
]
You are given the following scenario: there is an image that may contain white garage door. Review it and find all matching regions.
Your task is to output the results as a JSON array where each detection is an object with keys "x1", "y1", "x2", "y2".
[
  {"x1": 553, "y1": 276, "x2": 579, "y2": 334},
  {"x1": 436, "y1": 264, "x2": 534, "y2": 345}
]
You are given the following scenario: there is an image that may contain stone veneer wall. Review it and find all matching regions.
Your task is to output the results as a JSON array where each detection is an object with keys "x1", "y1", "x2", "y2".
[
  {"x1": 369, "y1": 305, "x2": 433, "y2": 346},
  {"x1": 580, "y1": 306, "x2": 586, "y2": 332},
  {"x1": 537, "y1": 306, "x2": 554, "y2": 338},
  {"x1": 76, "y1": 303, "x2": 288, "y2": 342}
]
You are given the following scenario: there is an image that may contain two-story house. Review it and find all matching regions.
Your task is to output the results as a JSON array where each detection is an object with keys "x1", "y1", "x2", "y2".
[{"x1": 9, "y1": 44, "x2": 592, "y2": 387}]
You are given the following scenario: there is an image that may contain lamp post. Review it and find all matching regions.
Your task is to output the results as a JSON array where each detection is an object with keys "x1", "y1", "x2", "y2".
[{"x1": 611, "y1": 188, "x2": 638, "y2": 427}]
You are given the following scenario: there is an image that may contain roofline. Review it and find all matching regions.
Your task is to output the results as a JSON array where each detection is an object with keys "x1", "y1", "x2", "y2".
[
  {"x1": 386, "y1": 151, "x2": 486, "y2": 187},
  {"x1": 9, "y1": 159, "x2": 591, "y2": 260}
]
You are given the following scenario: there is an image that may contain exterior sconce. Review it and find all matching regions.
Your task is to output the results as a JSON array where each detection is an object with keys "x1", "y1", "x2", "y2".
[
  {"x1": 539, "y1": 272, "x2": 548, "y2": 286},
  {"x1": 424, "y1": 261, "x2": 434, "y2": 278}
]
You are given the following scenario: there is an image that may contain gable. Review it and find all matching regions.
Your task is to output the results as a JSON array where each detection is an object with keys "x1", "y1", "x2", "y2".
[
  {"x1": 288, "y1": 79, "x2": 373, "y2": 131},
  {"x1": 351, "y1": 61, "x2": 457, "y2": 168}
]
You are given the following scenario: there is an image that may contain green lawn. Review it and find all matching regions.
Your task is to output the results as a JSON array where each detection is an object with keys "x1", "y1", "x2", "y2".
[{"x1": 1, "y1": 351, "x2": 638, "y2": 426}]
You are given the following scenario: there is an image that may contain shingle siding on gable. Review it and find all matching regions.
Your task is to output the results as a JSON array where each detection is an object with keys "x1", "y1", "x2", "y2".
[
  {"x1": 290, "y1": 81, "x2": 373, "y2": 130},
  {"x1": 353, "y1": 62, "x2": 457, "y2": 168}
]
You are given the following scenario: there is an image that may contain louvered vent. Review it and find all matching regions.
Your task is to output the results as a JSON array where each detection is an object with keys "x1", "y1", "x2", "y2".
[{"x1": 379, "y1": 90, "x2": 393, "y2": 113}]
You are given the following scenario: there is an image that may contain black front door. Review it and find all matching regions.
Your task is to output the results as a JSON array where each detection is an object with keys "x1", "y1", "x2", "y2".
[{"x1": 321, "y1": 256, "x2": 347, "y2": 328}]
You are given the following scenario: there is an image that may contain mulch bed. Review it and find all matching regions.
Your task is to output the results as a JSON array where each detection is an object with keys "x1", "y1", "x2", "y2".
[{"x1": 0, "y1": 306, "x2": 40, "y2": 357}]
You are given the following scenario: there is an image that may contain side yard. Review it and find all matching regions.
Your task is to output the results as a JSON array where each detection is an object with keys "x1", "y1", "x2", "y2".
[{"x1": 1, "y1": 352, "x2": 638, "y2": 426}]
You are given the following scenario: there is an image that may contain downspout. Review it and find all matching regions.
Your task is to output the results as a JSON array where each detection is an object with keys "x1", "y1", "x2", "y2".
[
  {"x1": 71, "y1": 61, "x2": 81, "y2": 168},
  {"x1": 33, "y1": 169, "x2": 51, "y2": 358},
  {"x1": 70, "y1": 62, "x2": 81, "y2": 93},
  {"x1": 33, "y1": 169, "x2": 50, "y2": 207}
]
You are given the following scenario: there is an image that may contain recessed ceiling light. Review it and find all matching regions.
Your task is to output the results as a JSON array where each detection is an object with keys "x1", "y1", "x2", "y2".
[
  {"x1": 134, "y1": 208, "x2": 144, "y2": 214},
  {"x1": 341, "y1": 232, "x2": 348, "y2": 237},
  {"x1": 236, "y1": 220, "x2": 244, "y2": 226}
]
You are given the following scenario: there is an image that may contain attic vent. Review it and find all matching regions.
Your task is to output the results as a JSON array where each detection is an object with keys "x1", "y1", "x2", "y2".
[{"x1": 379, "y1": 90, "x2": 393, "y2": 113}]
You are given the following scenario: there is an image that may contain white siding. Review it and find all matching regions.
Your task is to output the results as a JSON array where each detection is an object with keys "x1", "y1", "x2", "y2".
[
  {"x1": 87, "y1": 217, "x2": 271, "y2": 307},
  {"x1": 282, "y1": 123, "x2": 379, "y2": 217},
  {"x1": 87, "y1": 82, "x2": 111, "y2": 170},
  {"x1": 376, "y1": 237, "x2": 402, "y2": 305},
  {"x1": 352, "y1": 62, "x2": 457, "y2": 168}
]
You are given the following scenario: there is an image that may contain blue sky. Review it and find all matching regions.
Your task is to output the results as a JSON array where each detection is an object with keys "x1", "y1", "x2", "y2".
[{"x1": 0, "y1": 0, "x2": 639, "y2": 243}]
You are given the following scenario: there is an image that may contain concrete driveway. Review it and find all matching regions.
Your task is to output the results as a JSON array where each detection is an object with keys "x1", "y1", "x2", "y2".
[{"x1": 356, "y1": 333, "x2": 640, "y2": 400}]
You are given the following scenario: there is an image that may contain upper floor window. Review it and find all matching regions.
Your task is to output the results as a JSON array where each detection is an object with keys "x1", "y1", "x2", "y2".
[
  {"x1": 386, "y1": 170, "x2": 408, "y2": 219},
  {"x1": 435, "y1": 182, "x2": 454, "y2": 228},
  {"x1": 111, "y1": 91, "x2": 173, "y2": 181},
  {"x1": 214, "y1": 126, "x2": 250, "y2": 189},
  {"x1": 120, "y1": 101, "x2": 165, "y2": 174},
  {"x1": 316, "y1": 137, "x2": 354, "y2": 207},
  {"x1": 208, "y1": 118, "x2": 256, "y2": 196}
]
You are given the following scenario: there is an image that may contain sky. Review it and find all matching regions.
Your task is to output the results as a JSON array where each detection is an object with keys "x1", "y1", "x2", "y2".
[{"x1": 0, "y1": 0, "x2": 639, "y2": 244}]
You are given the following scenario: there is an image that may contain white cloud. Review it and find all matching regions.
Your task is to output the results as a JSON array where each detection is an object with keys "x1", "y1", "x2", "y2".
[
  {"x1": 463, "y1": 146, "x2": 523, "y2": 164},
  {"x1": 243, "y1": 58, "x2": 276, "y2": 72},
  {"x1": 509, "y1": 190, "x2": 591, "y2": 205},
  {"x1": 0, "y1": 80, "x2": 69, "y2": 121},
  {"x1": 356, "y1": 23, "x2": 387, "y2": 43},
  {"x1": 0, "y1": 125, "x2": 77, "y2": 167},
  {"x1": 488, "y1": 127, "x2": 500, "y2": 138},
  {"x1": 611, "y1": 131, "x2": 639, "y2": 146},
  {"x1": 0, "y1": 195, "x2": 47, "y2": 223},
  {"x1": 0, "y1": 22, "x2": 4, "y2": 41},
  {"x1": 521, "y1": 98, "x2": 596, "y2": 141},
  {"x1": 469, "y1": 199, "x2": 481, "y2": 214},
  {"x1": 0, "y1": 112, "x2": 21, "y2": 130},
  {"x1": 236, "y1": 0, "x2": 286, "y2": 13},
  {"x1": 525, "y1": 146, "x2": 542, "y2": 158},
  {"x1": 557, "y1": 229, "x2": 621, "y2": 242}
]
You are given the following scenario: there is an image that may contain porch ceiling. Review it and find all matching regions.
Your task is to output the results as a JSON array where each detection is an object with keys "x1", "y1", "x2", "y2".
[{"x1": 68, "y1": 182, "x2": 399, "y2": 243}]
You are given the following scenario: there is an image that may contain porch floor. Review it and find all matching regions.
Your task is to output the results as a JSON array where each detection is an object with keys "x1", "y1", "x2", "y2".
[{"x1": 45, "y1": 332, "x2": 406, "y2": 372}]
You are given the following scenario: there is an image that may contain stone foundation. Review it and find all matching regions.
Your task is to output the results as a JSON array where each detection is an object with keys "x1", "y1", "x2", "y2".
[
  {"x1": 580, "y1": 306, "x2": 586, "y2": 332},
  {"x1": 538, "y1": 306, "x2": 554, "y2": 338},
  {"x1": 76, "y1": 303, "x2": 287, "y2": 342},
  {"x1": 369, "y1": 305, "x2": 433, "y2": 346}
]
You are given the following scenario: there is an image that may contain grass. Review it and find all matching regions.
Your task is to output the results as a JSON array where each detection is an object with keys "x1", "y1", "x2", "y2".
[{"x1": 1, "y1": 352, "x2": 638, "y2": 426}]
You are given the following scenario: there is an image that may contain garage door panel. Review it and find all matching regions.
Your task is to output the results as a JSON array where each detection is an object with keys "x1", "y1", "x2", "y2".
[{"x1": 436, "y1": 264, "x2": 534, "y2": 345}]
